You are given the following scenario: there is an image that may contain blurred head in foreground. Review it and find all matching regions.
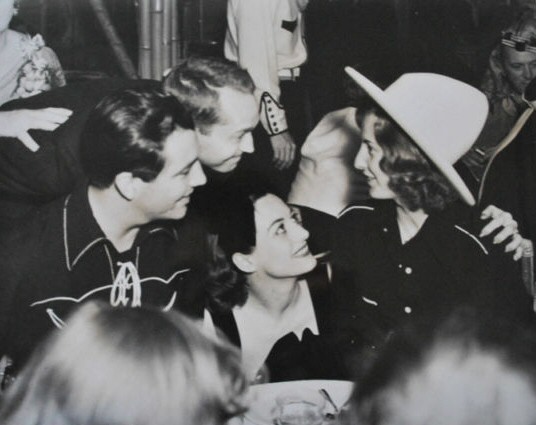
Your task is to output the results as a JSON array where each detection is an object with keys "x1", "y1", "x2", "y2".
[
  {"x1": 349, "y1": 309, "x2": 536, "y2": 425},
  {"x1": 0, "y1": 301, "x2": 248, "y2": 425}
]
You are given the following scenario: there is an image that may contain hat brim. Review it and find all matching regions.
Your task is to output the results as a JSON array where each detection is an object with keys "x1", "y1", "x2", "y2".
[{"x1": 344, "y1": 66, "x2": 476, "y2": 206}]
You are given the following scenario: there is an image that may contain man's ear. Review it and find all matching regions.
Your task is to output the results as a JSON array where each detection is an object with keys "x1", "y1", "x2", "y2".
[
  {"x1": 114, "y1": 172, "x2": 140, "y2": 201},
  {"x1": 232, "y1": 252, "x2": 256, "y2": 274}
]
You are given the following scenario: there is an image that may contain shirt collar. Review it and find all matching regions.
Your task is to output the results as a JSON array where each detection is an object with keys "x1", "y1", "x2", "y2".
[
  {"x1": 63, "y1": 185, "x2": 179, "y2": 271},
  {"x1": 234, "y1": 280, "x2": 319, "y2": 340}
]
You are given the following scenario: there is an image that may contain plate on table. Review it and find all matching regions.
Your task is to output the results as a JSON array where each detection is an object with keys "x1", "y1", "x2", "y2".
[{"x1": 242, "y1": 380, "x2": 354, "y2": 425}]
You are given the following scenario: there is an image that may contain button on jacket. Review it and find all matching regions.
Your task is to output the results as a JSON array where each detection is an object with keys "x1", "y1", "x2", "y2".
[{"x1": 330, "y1": 200, "x2": 532, "y2": 351}]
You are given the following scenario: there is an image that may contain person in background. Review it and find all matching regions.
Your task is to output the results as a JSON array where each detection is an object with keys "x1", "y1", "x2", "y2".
[
  {"x1": 479, "y1": 73, "x2": 536, "y2": 273},
  {"x1": 347, "y1": 310, "x2": 536, "y2": 425},
  {"x1": 225, "y1": 0, "x2": 311, "y2": 197},
  {"x1": 287, "y1": 67, "x2": 395, "y2": 254},
  {"x1": 163, "y1": 56, "x2": 260, "y2": 234},
  {"x1": 462, "y1": 12, "x2": 536, "y2": 180},
  {"x1": 331, "y1": 68, "x2": 533, "y2": 367},
  {"x1": 206, "y1": 191, "x2": 343, "y2": 383},
  {"x1": 0, "y1": 56, "x2": 254, "y2": 229},
  {"x1": 287, "y1": 106, "x2": 366, "y2": 254},
  {"x1": 0, "y1": 0, "x2": 65, "y2": 105},
  {"x1": 0, "y1": 88, "x2": 208, "y2": 371},
  {"x1": 0, "y1": 301, "x2": 248, "y2": 425},
  {"x1": 163, "y1": 56, "x2": 258, "y2": 175},
  {"x1": 0, "y1": 0, "x2": 70, "y2": 152}
]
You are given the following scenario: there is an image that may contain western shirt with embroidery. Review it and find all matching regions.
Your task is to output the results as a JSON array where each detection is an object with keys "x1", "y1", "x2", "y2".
[{"x1": 0, "y1": 185, "x2": 210, "y2": 369}]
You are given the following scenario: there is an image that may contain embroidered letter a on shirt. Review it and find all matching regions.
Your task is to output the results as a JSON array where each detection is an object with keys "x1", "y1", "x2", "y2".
[{"x1": 110, "y1": 261, "x2": 142, "y2": 307}]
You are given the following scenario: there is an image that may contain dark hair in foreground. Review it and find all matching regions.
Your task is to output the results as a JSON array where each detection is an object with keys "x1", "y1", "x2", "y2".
[
  {"x1": 163, "y1": 56, "x2": 255, "y2": 134},
  {"x1": 0, "y1": 302, "x2": 248, "y2": 425},
  {"x1": 347, "y1": 309, "x2": 536, "y2": 425},
  {"x1": 356, "y1": 102, "x2": 457, "y2": 213},
  {"x1": 80, "y1": 88, "x2": 194, "y2": 189}
]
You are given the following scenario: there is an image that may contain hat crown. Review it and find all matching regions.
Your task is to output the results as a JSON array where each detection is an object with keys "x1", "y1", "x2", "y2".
[{"x1": 385, "y1": 73, "x2": 488, "y2": 164}]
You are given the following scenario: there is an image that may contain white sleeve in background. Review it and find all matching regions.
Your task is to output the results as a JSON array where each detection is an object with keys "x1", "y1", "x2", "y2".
[
  {"x1": 225, "y1": 0, "x2": 281, "y2": 100},
  {"x1": 225, "y1": 0, "x2": 308, "y2": 135}
]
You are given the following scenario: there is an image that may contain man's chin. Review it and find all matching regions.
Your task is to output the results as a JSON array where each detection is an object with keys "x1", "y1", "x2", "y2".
[{"x1": 208, "y1": 158, "x2": 242, "y2": 174}]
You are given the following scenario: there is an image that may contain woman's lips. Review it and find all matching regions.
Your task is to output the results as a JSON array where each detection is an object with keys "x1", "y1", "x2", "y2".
[{"x1": 294, "y1": 244, "x2": 311, "y2": 257}]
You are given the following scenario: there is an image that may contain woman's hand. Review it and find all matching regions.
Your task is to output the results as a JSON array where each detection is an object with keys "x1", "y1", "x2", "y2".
[
  {"x1": 0, "y1": 108, "x2": 72, "y2": 152},
  {"x1": 479, "y1": 205, "x2": 523, "y2": 260}
]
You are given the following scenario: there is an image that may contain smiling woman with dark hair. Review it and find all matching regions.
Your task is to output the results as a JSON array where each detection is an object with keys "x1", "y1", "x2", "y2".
[{"x1": 206, "y1": 190, "x2": 342, "y2": 383}]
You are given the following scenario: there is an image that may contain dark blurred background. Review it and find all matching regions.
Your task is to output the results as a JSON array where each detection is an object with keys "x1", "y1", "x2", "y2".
[{"x1": 17, "y1": 0, "x2": 524, "y2": 121}]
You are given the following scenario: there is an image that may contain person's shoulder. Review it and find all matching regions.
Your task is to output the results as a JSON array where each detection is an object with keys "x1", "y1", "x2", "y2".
[
  {"x1": 301, "y1": 107, "x2": 359, "y2": 158},
  {"x1": 332, "y1": 201, "x2": 384, "y2": 249},
  {"x1": 430, "y1": 206, "x2": 490, "y2": 257},
  {"x1": 337, "y1": 200, "x2": 380, "y2": 222},
  {"x1": 6, "y1": 29, "x2": 27, "y2": 44},
  {"x1": 0, "y1": 196, "x2": 65, "y2": 260},
  {"x1": 449, "y1": 223, "x2": 490, "y2": 256}
]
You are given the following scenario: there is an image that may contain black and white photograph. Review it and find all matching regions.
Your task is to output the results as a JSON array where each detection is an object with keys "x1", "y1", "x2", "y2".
[{"x1": 1, "y1": 0, "x2": 536, "y2": 424}]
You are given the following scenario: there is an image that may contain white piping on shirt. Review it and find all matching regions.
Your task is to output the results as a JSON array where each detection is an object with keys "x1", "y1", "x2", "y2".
[
  {"x1": 454, "y1": 225, "x2": 489, "y2": 255},
  {"x1": 362, "y1": 296, "x2": 378, "y2": 306},
  {"x1": 30, "y1": 268, "x2": 190, "y2": 307},
  {"x1": 338, "y1": 205, "x2": 374, "y2": 218}
]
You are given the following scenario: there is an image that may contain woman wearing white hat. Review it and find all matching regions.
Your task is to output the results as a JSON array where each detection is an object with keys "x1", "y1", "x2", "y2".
[{"x1": 330, "y1": 68, "x2": 534, "y2": 356}]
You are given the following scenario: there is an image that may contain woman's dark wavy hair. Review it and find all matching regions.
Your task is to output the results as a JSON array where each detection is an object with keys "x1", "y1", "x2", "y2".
[
  {"x1": 205, "y1": 190, "x2": 269, "y2": 313},
  {"x1": 356, "y1": 98, "x2": 457, "y2": 213}
]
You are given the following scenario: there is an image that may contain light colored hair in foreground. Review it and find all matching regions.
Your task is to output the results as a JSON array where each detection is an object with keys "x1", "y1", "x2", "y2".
[
  {"x1": 350, "y1": 310, "x2": 536, "y2": 425},
  {"x1": 0, "y1": 302, "x2": 248, "y2": 425}
]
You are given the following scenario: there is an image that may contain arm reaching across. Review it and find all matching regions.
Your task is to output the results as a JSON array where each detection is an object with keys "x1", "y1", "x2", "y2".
[{"x1": 0, "y1": 108, "x2": 72, "y2": 152}]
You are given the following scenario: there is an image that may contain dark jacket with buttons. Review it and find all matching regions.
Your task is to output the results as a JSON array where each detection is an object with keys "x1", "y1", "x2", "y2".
[{"x1": 330, "y1": 200, "x2": 532, "y2": 354}]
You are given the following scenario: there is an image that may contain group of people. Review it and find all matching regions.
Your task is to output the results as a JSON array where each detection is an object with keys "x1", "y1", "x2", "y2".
[{"x1": 1, "y1": 1, "x2": 536, "y2": 424}]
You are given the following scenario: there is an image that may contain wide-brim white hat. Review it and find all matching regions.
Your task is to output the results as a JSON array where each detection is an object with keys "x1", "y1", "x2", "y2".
[{"x1": 345, "y1": 67, "x2": 489, "y2": 206}]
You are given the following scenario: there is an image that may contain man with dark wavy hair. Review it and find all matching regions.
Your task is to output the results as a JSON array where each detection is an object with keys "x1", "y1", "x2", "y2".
[
  {"x1": 0, "y1": 88, "x2": 209, "y2": 373},
  {"x1": 0, "y1": 56, "x2": 258, "y2": 229}
]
